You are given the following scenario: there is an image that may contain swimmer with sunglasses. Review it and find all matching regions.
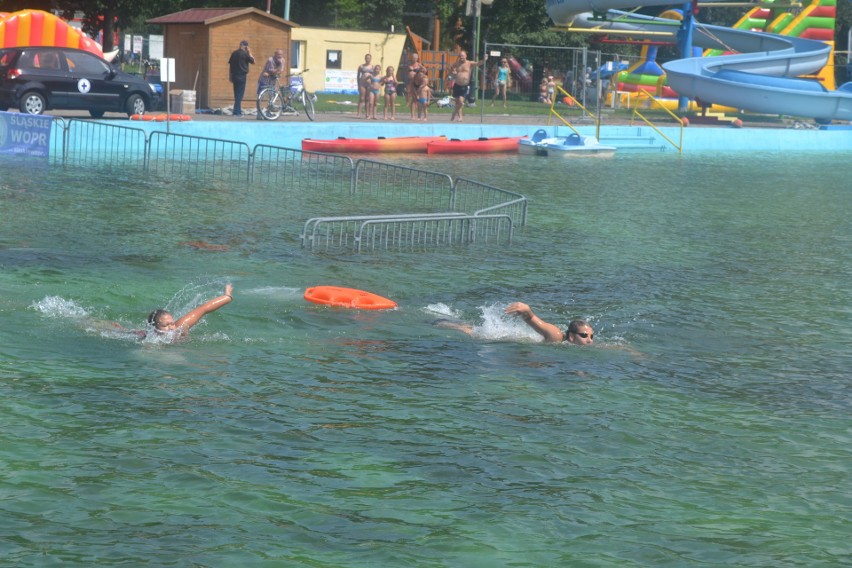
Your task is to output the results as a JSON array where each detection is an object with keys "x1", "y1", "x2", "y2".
[
  {"x1": 436, "y1": 301, "x2": 594, "y2": 345},
  {"x1": 505, "y1": 302, "x2": 593, "y2": 345}
]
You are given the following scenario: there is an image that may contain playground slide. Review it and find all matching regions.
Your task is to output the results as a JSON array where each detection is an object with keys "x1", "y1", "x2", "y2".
[{"x1": 546, "y1": 0, "x2": 852, "y2": 122}]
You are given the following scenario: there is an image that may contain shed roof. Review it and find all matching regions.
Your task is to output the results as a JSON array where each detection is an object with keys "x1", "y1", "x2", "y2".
[{"x1": 147, "y1": 7, "x2": 297, "y2": 27}]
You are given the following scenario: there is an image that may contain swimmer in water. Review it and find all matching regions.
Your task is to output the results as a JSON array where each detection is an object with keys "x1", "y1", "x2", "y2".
[
  {"x1": 146, "y1": 283, "x2": 233, "y2": 340},
  {"x1": 436, "y1": 301, "x2": 594, "y2": 345},
  {"x1": 505, "y1": 302, "x2": 593, "y2": 344}
]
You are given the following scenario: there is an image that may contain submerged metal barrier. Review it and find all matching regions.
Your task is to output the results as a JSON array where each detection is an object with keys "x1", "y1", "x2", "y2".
[
  {"x1": 302, "y1": 213, "x2": 468, "y2": 250},
  {"x1": 252, "y1": 145, "x2": 353, "y2": 194},
  {"x1": 356, "y1": 214, "x2": 514, "y2": 252},
  {"x1": 60, "y1": 119, "x2": 147, "y2": 171},
  {"x1": 148, "y1": 131, "x2": 251, "y2": 182},
  {"x1": 52, "y1": 119, "x2": 527, "y2": 252},
  {"x1": 354, "y1": 160, "x2": 455, "y2": 212}
]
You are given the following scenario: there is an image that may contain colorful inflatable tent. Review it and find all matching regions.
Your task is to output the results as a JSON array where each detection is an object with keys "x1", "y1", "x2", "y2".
[{"x1": 0, "y1": 10, "x2": 103, "y2": 57}]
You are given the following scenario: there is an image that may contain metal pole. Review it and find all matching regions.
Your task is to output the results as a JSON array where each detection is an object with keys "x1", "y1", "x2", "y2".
[
  {"x1": 677, "y1": 2, "x2": 695, "y2": 113},
  {"x1": 473, "y1": 0, "x2": 481, "y2": 104},
  {"x1": 284, "y1": 0, "x2": 290, "y2": 20}
]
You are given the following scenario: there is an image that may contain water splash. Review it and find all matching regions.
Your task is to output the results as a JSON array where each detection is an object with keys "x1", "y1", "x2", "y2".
[
  {"x1": 31, "y1": 296, "x2": 89, "y2": 319},
  {"x1": 163, "y1": 280, "x2": 228, "y2": 317},
  {"x1": 423, "y1": 303, "x2": 463, "y2": 319},
  {"x1": 472, "y1": 303, "x2": 541, "y2": 342},
  {"x1": 243, "y1": 286, "x2": 303, "y2": 300}
]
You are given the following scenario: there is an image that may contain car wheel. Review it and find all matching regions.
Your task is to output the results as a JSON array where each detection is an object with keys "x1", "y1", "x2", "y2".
[
  {"x1": 90, "y1": 110, "x2": 105, "y2": 118},
  {"x1": 125, "y1": 94, "x2": 146, "y2": 117},
  {"x1": 20, "y1": 91, "x2": 46, "y2": 115}
]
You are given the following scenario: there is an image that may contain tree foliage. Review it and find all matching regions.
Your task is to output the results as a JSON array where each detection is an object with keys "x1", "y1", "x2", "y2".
[
  {"x1": 286, "y1": 0, "x2": 404, "y2": 31},
  {"x1": 14, "y1": 0, "x2": 849, "y2": 60}
]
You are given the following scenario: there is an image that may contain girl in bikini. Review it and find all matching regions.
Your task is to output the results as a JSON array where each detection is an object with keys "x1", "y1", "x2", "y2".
[
  {"x1": 369, "y1": 64, "x2": 382, "y2": 120},
  {"x1": 360, "y1": 65, "x2": 375, "y2": 120},
  {"x1": 356, "y1": 53, "x2": 373, "y2": 119},
  {"x1": 382, "y1": 66, "x2": 398, "y2": 120},
  {"x1": 406, "y1": 53, "x2": 425, "y2": 119}
]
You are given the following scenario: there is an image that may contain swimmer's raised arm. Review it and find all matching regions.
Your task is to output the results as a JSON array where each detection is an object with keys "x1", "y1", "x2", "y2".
[
  {"x1": 505, "y1": 301, "x2": 564, "y2": 343},
  {"x1": 174, "y1": 283, "x2": 233, "y2": 336}
]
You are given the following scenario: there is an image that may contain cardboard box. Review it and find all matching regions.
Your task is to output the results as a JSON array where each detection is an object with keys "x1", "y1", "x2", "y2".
[{"x1": 168, "y1": 89, "x2": 196, "y2": 114}]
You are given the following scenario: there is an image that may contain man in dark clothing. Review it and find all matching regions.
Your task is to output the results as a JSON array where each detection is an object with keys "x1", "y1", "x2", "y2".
[{"x1": 228, "y1": 40, "x2": 255, "y2": 116}]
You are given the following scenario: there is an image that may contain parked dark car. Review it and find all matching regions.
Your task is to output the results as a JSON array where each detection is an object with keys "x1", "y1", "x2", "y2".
[{"x1": 0, "y1": 46, "x2": 159, "y2": 117}]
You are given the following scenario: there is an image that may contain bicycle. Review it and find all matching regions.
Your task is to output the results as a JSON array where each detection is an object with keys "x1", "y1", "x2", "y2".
[{"x1": 257, "y1": 70, "x2": 315, "y2": 121}]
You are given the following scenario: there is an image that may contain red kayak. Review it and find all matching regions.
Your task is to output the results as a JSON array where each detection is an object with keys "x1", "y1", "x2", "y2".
[
  {"x1": 302, "y1": 135, "x2": 446, "y2": 154},
  {"x1": 426, "y1": 136, "x2": 525, "y2": 155}
]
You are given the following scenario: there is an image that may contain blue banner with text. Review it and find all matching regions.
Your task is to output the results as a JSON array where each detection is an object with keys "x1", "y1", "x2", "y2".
[{"x1": 0, "y1": 112, "x2": 53, "y2": 158}]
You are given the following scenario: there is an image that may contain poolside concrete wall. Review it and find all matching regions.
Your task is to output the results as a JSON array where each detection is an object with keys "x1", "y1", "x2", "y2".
[{"x1": 100, "y1": 119, "x2": 852, "y2": 154}]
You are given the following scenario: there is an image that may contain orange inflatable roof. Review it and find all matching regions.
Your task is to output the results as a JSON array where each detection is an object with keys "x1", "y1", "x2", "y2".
[{"x1": 0, "y1": 10, "x2": 103, "y2": 57}]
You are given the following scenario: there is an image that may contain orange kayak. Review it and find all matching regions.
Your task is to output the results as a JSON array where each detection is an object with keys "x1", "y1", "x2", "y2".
[
  {"x1": 426, "y1": 136, "x2": 525, "y2": 155},
  {"x1": 302, "y1": 136, "x2": 447, "y2": 154},
  {"x1": 304, "y1": 286, "x2": 398, "y2": 310}
]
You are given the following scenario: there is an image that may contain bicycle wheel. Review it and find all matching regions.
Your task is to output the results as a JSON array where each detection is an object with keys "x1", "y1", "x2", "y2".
[
  {"x1": 301, "y1": 91, "x2": 316, "y2": 121},
  {"x1": 258, "y1": 88, "x2": 283, "y2": 120}
]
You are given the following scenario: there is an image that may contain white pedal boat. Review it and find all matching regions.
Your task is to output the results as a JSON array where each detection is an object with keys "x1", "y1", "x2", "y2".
[{"x1": 519, "y1": 129, "x2": 617, "y2": 157}]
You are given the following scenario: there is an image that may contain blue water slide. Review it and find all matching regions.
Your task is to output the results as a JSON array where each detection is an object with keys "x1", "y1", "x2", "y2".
[{"x1": 545, "y1": 0, "x2": 852, "y2": 122}]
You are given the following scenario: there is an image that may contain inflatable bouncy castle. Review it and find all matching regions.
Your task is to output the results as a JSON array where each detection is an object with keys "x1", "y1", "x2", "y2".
[{"x1": 0, "y1": 10, "x2": 105, "y2": 58}]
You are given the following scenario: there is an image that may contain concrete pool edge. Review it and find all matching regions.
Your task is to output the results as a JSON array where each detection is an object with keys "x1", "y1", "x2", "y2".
[{"x1": 104, "y1": 119, "x2": 852, "y2": 154}]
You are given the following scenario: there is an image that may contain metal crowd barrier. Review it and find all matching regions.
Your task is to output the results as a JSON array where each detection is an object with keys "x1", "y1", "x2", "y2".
[
  {"x1": 59, "y1": 119, "x2": 147, "y2": 171},
  {"x1": 353, "y1": 159, "x2": 455, "y2": 211},
  {"x1": 50, "y1": 119, "x2": 527, "y2": 252},
  {"x1": 148, "y1": 131, "x2": 251, "y2": 182},
  {"x1": 356, "y1": 214, "x2": 514, "y2": 252},
  {"x1": 252, "y1": 145, "x2": 353, "y2": 194}
]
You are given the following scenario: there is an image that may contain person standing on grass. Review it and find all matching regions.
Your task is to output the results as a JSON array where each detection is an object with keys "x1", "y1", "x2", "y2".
[
  {"x1": 449, "y1": 51, "x2": 486, "y2": 122},
  {"x1": 416, "y1": 73, "x2": 433, "y2": 121},
  {"x1": 405, "y1": 52, "x2": 425, "y2": 119},
  {"x1": 356, "y1": 53, "x2": 373, "y2": 119},
  {"x1": 491, "y1": 58, "x2": 510, "y2": 108},
  {"x1": 369, "y1": 64, "x2": 383, "y2": 120},
  {"x1": 382, "y1": 66, "x2": 398, "y2": 120}
]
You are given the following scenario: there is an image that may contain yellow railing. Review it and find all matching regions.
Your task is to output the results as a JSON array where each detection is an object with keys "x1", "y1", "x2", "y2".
[
  {"x1": 629, "y1": 92, "x2": 684, "y2": 154},
  {"x1": 548, "y1": 86, "x2": 600, "y2": 138}
]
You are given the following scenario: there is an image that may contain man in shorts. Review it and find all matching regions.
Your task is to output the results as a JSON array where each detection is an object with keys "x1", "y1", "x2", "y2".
[{"x1": 449, "y1": 50, "x2": 485, "y2": 122}]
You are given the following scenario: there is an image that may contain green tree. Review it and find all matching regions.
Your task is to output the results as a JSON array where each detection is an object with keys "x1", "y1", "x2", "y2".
[
  {"x1": 55, "y1": 0, "x2": 128, "y2": 52},
  {"x1": 362, "y1": 0, "x2": 405, "y2": 31}
]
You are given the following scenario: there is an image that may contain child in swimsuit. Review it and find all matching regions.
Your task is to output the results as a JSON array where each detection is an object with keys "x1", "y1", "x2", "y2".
[
  {"x1": 369, "y1": 64, "x2": 382, "y2": 120},
  {"x1": 416, "y1": 74, "x2": 432, "y2": 121},
  {"x1": 382, "y1": 66, "x2": 398, "y2": 120},
  {"x1": 491, "y1": 59, "x2": 510, "y2": 108},
  {"x1": 539, "y1": 78, "x2": 550, "y2": 104}
]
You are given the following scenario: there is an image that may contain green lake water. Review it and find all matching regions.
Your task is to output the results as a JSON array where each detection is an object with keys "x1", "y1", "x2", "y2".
[{"x1": 1, "y1": 150, "x2": 850, "y2": 566}]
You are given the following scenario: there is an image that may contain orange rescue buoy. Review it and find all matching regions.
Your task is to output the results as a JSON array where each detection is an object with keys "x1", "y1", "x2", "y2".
[
  {"x1": 153, "y1": 114, "x2": 192, "y2": 122},
  {"x1": 304, "y1": 286, "x2": 397, "y2": 310}
]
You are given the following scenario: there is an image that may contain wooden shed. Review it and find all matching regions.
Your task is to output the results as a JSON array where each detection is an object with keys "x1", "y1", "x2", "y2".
[{"x1": 147, "y1": 7, "x2": 297, "y2": 111}]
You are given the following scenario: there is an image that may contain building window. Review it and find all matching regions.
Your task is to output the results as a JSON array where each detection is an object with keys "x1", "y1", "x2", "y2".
[
  {"x1": 326, "y1": 50, "x2": 342, "y2": 70},
  {"x1": 290, "y1": 40, "x2": 304, "y2": 72}
]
